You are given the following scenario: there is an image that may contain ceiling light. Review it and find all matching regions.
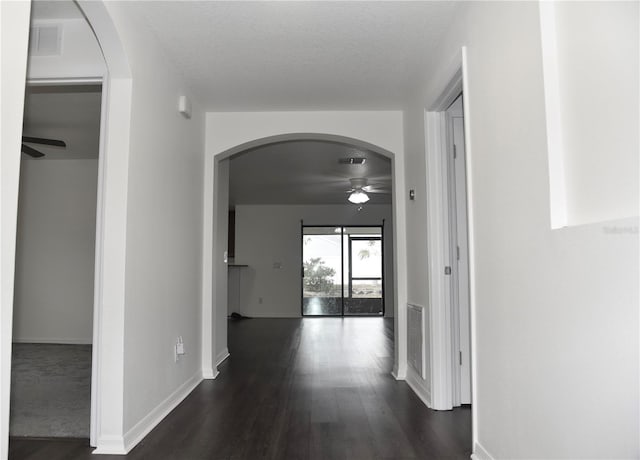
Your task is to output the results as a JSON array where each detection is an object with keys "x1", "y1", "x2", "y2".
[{"x1": 348, "y1": 190, "x2": 369, "y2": 204}]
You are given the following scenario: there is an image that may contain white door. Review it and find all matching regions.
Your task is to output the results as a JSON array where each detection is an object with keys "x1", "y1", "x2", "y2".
[{"x1": 446, "y1": 94, "x2": 471, "y2": 405}]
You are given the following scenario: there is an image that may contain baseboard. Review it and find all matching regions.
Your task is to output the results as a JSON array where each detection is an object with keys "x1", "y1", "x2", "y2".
[
  {"x1": 471, "y1": 441, "x2": 495, "y2": 460},
  {"x1": 405, "y1": 366, "x2": 432, "y2": 408},
  {"x1": 215, "y1": 348, "x2": 230, "y2": 367},
  {"x1": 92, "y1": 435, "x2": 127, "y2": 455},
  {"x1": 202, "y1": 367, "x2": 219, "y2": 380},
  {"x1": 12, "y1": 337, "x2": 92, "y2": 345},
  {"x1": 121, "y1": 370, "x2": 203, "y2": 453},
  {"x1": 391, "y1": 361, "x2": 407, "y2": 380}
]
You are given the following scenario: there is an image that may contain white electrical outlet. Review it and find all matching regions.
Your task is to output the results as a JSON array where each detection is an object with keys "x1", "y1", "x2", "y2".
[{"x1": 175, "y1": 336, "x2": 185, "y2": 361}]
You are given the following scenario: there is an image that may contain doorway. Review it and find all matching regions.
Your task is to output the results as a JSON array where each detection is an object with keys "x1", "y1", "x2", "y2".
[
  {"x1": 446, "y1": 94, "x2": 471, "y2": 405},
  {"x1": 302, "y1": 225, "x2": 384, "y2": 317},
  {"x1": 10, "y1": 83, "x2": 102, "y2": 439}
]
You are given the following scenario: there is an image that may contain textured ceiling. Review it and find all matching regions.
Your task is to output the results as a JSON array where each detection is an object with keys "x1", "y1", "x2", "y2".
[
  {"x1": 31, "y1": 0, "x2": 84, "y2": 20},
  {"x1": 229, "y1": 141, "x2": 392, "y2": 206},
  {"x1": 26, "y1": 1, "x2": 448, "y2": 200},
  {"x1": 125, "y1": 1, "x2": 458, "y2": 110},
  {"x1": 22, "y1": 85, "x2": 102, "y2": 160}
]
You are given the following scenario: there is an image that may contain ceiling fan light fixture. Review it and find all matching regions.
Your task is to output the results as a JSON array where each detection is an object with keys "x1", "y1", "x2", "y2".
[{"x1": 348, "y1": 190, "x2": 369, "y2": 204}]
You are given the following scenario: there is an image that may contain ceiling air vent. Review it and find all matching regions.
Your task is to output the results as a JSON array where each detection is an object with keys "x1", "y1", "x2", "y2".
[
  {"x1": 338, "y1": 157, "x2": 366, "y2": 165},
  {"x1": 29, "y1": 24, "x2": 62, "y2": 56}
]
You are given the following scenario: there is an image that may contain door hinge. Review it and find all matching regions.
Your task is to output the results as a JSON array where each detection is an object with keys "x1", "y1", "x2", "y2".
[
  {"x1": 444, "y1": 266, "x2": 451, "y2": 275},
  {"x1": 456, "y1": 245, "x2": 460, "y2": 261},
  {"x1": 459, "y1": 351, "x2": 462, "y2": 366},
  {"x1": 453, "y1": 144, "x2": 457, "y2": 159}
]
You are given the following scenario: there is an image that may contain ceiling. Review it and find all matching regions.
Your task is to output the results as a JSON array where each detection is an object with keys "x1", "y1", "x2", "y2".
[
  {"x1": 22, "y1": 85, "x2": 102, "y2": 160},
  {"x1": 229, "y1": 141, "x2": 391, "y2": 206},
  {"x1": 31, "y1": 0, "x2": 83, "y2": 20},
  {"x1": 124, "y1": 1, "x2": 458, "y2": 111},
  {"x1": 26, "y1": 0, "x2": 457, "y2": 201}
]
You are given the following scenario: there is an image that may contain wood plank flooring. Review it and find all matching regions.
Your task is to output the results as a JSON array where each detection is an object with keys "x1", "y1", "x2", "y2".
[{"x1": 9, "y1": 318, "x2": 471, "y2": 460}]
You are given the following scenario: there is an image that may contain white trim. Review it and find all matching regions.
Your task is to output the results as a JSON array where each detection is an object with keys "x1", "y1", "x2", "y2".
[
  {"x1": 26, "y1": 77, "x2": 103, "y2": 86},
  {"x1": 405, "y1": 366, "x2": 432, "y2": 409},
  {"x1": 117, "y1": 371, "x2": 203, "y2": 454},
  {"x1": 91, "y1": 435, "x2": 126, "y2": 455},
  {"x1": 11, "y1": 338, "x2": 92, "y2": 345},
  {"x1": 215, "y1": 348, "x2": 230, "y2": 367},
  {"x1": 202, "y1": 368, "x2": 219, "y2": 380},
  {"x1": 471, "y1": 441, "x2": 495, "y2": 460},
  {"x1": 201, "y1": 153, "x2": 215, "y2": 382},
  {"x1": 90, "y1": 75, "x2": 108, "y2": 447},
  {"x1": 424, "y1": 110, "x2": 454, "y2": 411},
  {"x1": 461, "y1": 46, "x2": 479, "y2": 451}
]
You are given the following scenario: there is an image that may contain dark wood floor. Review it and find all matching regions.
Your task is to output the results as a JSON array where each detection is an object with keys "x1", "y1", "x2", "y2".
[{"x1": 9, "y1": 318, "x2": 471, "y2": 460}]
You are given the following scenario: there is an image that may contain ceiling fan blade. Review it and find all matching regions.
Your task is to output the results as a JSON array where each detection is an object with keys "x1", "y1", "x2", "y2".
[
  {"x1": 22, "y1": 136, "x2": 66, "y2": 147},
  {"x1": 21, "y1": 144, "x2": 45, "y2": 158}
]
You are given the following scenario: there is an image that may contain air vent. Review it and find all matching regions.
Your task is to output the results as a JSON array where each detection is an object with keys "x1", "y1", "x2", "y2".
[
  {"x1": 29, "y1": 25, "x2": 62, "y2": 56},
  {"x1": 338, "y1": 157, "x2": 366, "y2": 165},
  {"x1": 408, "y1": 304, "x2": 425, "y2": 378}
]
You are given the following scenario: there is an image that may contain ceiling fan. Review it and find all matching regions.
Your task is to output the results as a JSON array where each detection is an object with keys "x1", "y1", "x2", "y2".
[
  {"x1": 21, "y1": 136, "x2": 66, "y2": 158},
  {"x1": 346, "y1": 177, "x2": 389, "y2": 204}
]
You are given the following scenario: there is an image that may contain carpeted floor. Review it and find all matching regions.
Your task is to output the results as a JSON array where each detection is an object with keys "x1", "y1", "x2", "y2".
[{"x1": 10, "y1": 343, "x2": 91, "y2": 439}]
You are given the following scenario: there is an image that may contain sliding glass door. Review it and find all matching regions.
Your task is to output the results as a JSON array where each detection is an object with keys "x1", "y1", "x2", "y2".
[
  {"x1": 302, "y1": 227, "x2": 343, "y2": 315},
  {"x1": 302, "y1": 225, "x2": 384, "y2": 316}
]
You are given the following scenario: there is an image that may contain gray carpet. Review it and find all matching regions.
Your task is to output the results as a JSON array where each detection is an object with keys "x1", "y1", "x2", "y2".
[{"x1": 10, "y1": 343, "x2": 91, "y2": 438}]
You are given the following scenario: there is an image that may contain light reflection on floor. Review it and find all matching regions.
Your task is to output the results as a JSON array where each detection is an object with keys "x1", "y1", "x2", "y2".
[{"x1": 303, "y1": 296, "x2": 383, "y2": 316}]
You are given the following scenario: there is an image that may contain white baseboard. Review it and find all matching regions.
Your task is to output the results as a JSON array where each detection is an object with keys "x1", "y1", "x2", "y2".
[
  {"x1": 13, "y1": 337, "x2": 92, "y2": 345},
  {"x1": 92, "y1": 435, "x2": 127, "y2": 455},
  {"x1": 215, "y1": 348, "x2": 230, "y2": 367},
  {"x1": 202, "y1": 367, "x2": 219, "y2": 379},
  {"x1": 119, "y1": 370, "x2": 203, "y2": 453},
  {"x1": 405, "y1": 366, "x2": 432, "y2": 408},
  {"x1": 471, "y1": 441, "x2": 495, "y2": 460},
  {"x1": 391, "y1": 361, "x2": 407, "y2": 380}
]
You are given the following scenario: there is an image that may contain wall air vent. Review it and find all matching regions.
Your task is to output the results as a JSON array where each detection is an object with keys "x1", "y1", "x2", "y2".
[
  {"x1": 29, "y1": 24, "x2": 62, "y2": 56},
  {"x1": 407, "y1": 304, "x2": 425, "y2": 378},
  {"x1": 338, "y1": 157, "x2": 366, "y2": 165}
]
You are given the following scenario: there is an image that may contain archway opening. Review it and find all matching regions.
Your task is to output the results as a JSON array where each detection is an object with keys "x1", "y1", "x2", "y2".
[{"x1": 205, "y1": 133, "x2": 402, "y2": 378}]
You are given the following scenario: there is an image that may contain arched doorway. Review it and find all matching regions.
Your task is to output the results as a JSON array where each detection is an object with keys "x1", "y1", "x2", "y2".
[{"x1": 203, "y1": 132, "x2": 408, "y2": 382}]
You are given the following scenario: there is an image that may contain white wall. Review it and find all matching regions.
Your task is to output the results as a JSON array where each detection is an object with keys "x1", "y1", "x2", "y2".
[
  {"x1": 101, "y1": 3, "x2": 206, "y2": 443},
  {"x1": 552, "y1": 1, "x2": 638, "y2": 226},
  {"x1": 13, "y1": 159, "x2": 97, "y2": 344},
  {"x1": 405, "y1": 2, "x2": 639, "y2": 458},
  {"x1": 234, "y1": 204, "x2": 394, "y2": 318},
  {"x1": 205, "y1": 110, "x2": 409, "y2": 377},
  {"x1": 1, "y1": 3, "x2": 32, "y2": 458}
]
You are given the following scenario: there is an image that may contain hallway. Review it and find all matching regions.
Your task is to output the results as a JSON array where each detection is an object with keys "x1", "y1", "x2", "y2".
[{"x1": 10, "y1": 318, "x2": 471, "y2": 459}]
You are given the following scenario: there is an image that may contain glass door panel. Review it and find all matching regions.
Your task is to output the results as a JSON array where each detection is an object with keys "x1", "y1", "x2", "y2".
[
  {"x1": 302, "y1": 225, "x2": 384, "y2": 317},
  {"x1": 344, "y1": 236, "x2": 383, "y2": 316},
  {"x1": 302, "y1": 227, "x2": 343, "y2": 316}
]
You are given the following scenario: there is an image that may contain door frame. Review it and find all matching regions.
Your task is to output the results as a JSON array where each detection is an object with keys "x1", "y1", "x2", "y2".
[
  {"x1": 22, "y1": 77, "x2": 105, "y2": 446},
  {"x1": 445, "y1": 95, "x2": 471, "y2": 406},
  {"x1": 423, "y1": 46, "x2": 477, "y2": 441}
]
